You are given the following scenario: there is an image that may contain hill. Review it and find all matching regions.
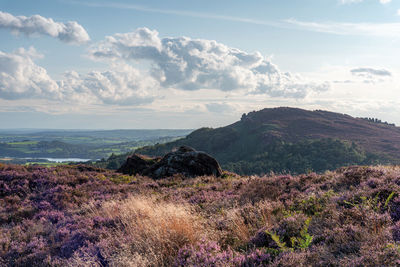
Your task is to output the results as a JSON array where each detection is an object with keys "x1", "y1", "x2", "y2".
[
  {"x1": 135, "y1": 107, "x2": 400, "y2": 175},
  {"x1": 1, "y1": 163, "x2": 400, "y2": 266}
]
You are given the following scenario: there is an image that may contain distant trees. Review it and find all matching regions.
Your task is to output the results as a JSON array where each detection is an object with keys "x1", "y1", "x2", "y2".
[
  {"x1": 93, "y1": 152, "x2": 130, "y2": 169},
  {"x1": 224, "y1": 138, "x2": 369, "y2": 175},
  {"x1": 359, "y1": 117, "x2": 395, "y2": 126},
  {"x1": 135, "y1": 135, "x2": 387, "y2": 176}
]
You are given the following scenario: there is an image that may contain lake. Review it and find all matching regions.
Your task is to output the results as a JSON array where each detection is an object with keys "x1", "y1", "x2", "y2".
[
  {"x1": 39, "y1": 158, "x2": 92, "y2": 163},
  {"x1": 1, "y1": 157, "x2": 93, "y2": 163}
]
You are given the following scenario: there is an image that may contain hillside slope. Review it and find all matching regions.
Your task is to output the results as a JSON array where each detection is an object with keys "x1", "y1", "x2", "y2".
[
  {"x1": 2, "y1": 163, "x2": 400, "y2": 266},
  {"x1": 136, "y1": 107, "x2": 400, "y2": 174}
]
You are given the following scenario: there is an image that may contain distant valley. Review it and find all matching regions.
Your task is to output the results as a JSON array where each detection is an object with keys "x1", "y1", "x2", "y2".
[{"x1": 0, "y1": 129, "x2": 192, "y2": 164}]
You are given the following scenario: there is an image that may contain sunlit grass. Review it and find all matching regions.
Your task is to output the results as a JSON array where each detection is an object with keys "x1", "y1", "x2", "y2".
[{"x1": 7, "y1": 140, "x2": 39, "y2": 145}]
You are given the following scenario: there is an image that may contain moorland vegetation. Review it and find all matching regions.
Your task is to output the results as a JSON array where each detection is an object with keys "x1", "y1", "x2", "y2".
[{"x1": 1, "y1": 163, "x2": 400, "y2": 266}]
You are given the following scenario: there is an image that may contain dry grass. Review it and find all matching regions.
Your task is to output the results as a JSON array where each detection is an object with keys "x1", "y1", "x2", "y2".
[{"x1": 89, "y1": 195, "x2": 205, "y2": 266}]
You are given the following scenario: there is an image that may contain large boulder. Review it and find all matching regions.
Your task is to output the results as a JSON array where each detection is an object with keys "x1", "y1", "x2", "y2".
[
  {"x1": 118, "y1": 146, "x2": 223, "y2": 179},
  {"x1": 117, "y1": 154, "x2": 160, "y2": 175}
]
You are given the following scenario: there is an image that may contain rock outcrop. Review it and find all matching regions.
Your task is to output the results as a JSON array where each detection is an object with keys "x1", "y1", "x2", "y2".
[
  {"x1": 117, "y1": 154, "x2": 160, "y2": 176},
  {"x1": 118, "y1": 146, "x2": 222, "y2": 179}
]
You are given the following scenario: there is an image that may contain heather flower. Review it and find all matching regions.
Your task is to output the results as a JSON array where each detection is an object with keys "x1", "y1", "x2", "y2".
[
  {"x1": 392, "y1": 221, "x2": 400, "y2": 242},
  {"x1": 35, "y1": 210, "x2": 65, "y2": 224},
  {"x1": 1, "y1": 164, "x2": 400, "y2": 266},
  {"x1": 174, "y1": 240, "x2": 236, "y2": 266},
  {"x1": 249, "y1": 227, "x2": 275, "y2": 248},
  {"x1": 390, "y1": 196, "x2": 400, "y2": 222},
  {"x1": 275, "y1": 213, "x2": 309, "y2": 245},
  {"x1": 238, "y1": 248, "x2": 272, "y2": 266},
  {"x1": 60, "y1": 230, "x2": 93, "y2": 258},
  {"x1": 37, "y1": 201, "x2": 52, "y2": 210}
]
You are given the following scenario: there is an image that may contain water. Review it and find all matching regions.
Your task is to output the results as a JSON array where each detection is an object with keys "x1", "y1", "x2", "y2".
[
  {"x1": 39, "y1": 158, "x2": 92, "y2": 163},
  {"x1": 1, "y1": 157, "x2": 93, "y2": 163}
]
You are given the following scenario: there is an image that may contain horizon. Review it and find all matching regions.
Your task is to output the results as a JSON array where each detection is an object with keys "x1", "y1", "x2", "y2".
[
  {"x1": 1, "y1": 0, "x2": 400, "y2": 128},
  {"x1": 0, "y1": 128, "x2": 195, "y2": 131},
  {"x1": 0, "y1": 105, "x2": 397, "y2": 130}
]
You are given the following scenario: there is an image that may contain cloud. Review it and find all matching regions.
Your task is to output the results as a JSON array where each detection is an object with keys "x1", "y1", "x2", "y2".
[
  {"x1": 67, "y1": 1, "x2": 283, "y2": 29},
  {"x1": 333, "y1": 80, "x2": 354, "y2": 84},
  {"x1": 340, "y1": 0, "x2": 363, "y2": 4},
  {"x1": 350, "y1": 68, "x2": 392, "y2": 84},
  {"x1": 206, "y1": 102, "x2": 236, "y2": 113},
  {"x1": 350, "y1": 67, "x2": 392, "y2": 77},
  {"x1": 0, "y1": 11, "x2": 90, "y2": 44},
  {"x1": 59, "y1": 64, "x2": 158, "y2": 105},
  {"x1": 90, "y1": 27, "x2": 329, "y2": 98},
  {"x1": 286, "y1": 19, "x2": 400, "y2": 37},
  {"x1": 0, "y1": 48, "x2": 157, "y2": 105},
  {"x1": 350, "y1": 67, "x2": 392, "y2": 83},
  {"x1": 0, "y1": 47, "x2": 61, "y2": 100},
  {"x1": 69, "y1": 1, "x2": 399, "y2": 38}
]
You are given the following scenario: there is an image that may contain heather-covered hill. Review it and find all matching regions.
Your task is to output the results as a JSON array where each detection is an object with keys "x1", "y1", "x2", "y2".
[
  {"x1": 1, "y1": 163, "x2": 400, "y2": 266},
  {"x1": 136, "y1": 107, "x2": 400, "y2": 175}
]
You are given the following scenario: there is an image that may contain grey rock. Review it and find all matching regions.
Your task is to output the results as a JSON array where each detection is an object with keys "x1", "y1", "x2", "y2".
[{"x1": 118, "y1": 146, "x2": 222, "y2": 179}]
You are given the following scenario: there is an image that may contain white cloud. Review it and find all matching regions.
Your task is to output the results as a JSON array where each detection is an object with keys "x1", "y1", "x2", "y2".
[
  {"x1": 0, "y1": 47, "x2": 60, "y2": 100},
  {"x1": 397, "y1": 9, "x2": 400, "y2": 16},
  {"x1": 350, "y1": 67, "x2": 392, "y2": 77},
  {"x1": 68, "y1": 1, "x2": 283, "y2": 29},
  {"x1": 286, "y1": 19, "x2": 400, "y2": 37},
  {"x1": 90, "y1": 27, "x2": 329, "y2": 99},
  {"x1": 350, "y1": 67, "x2": 392, "y2": 84},
  {"x1": 340, "y1": 0, "x2": 363, "y2": 4},
  {"x1": 0, "y1": 11, "x2": 90, "y2": 44},
  {"x1": 0, "y1": 48, "x2": 157, "y2": 105},
  {"x1": 205, "y1": 102, "x2": 236, "y2": 113},
  {"x1": 302, "y1": 64, "x2": 397, "y2": 91},
  {"x1": 59, "y1": 64, "x2": 158, "y2": 105},
  {"x1": 66, "y1": 1, "x2": 400, "y2": 39}
]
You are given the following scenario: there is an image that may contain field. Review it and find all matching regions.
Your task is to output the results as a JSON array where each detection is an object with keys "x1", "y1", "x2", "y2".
[
  {"x1": 0, "y1": 129, "x2": 192, "y2": 162},
  {"x1": 0, "y1": 129, "x2": 194, "y2": 144},
  {"x1": 1, "y1": 163, "x2": 400, "y2": 266}
]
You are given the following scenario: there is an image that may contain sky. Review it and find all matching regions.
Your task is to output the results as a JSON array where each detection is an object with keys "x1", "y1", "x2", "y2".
[{"x1": 1, "y1": 0, "x2": 400, "y2": 129}]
